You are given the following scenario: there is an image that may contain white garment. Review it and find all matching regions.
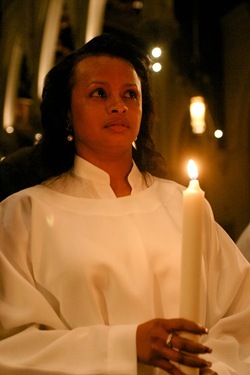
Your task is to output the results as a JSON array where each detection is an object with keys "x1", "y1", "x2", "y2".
[
  {"x1": 237, "y1": 222, "x2": 250, "y2": 262},
  {"x1": 0, "y1": 156, "x2": 250, "y2": 375}
]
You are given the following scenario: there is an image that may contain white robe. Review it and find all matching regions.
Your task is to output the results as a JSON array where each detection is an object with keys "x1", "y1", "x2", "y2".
[{"x1": 0, "y1": 156, "x2": 250, "y2": 375}]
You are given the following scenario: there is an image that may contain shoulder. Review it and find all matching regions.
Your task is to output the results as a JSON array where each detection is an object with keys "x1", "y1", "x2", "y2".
[{"x1": 0, "y1": 184, "x2": 48, "y2": 211}]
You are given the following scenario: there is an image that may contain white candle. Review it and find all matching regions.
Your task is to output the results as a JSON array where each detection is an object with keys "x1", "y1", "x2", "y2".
[{"x1": 179, "y1": 159, "x2": 205, "y2": 375}]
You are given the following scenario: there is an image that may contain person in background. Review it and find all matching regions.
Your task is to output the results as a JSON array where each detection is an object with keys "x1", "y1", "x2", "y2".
[
  {"x1": 0, "y1": 33, "x2": 249, "y2": 375},
  {"x1": 237, "y1": 222, "x2": 250, "y2": 262}
]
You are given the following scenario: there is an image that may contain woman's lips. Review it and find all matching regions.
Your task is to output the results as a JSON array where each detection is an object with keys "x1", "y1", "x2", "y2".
[{"x1": 104, "y1": 118, "x2": 129, "y2": 130}]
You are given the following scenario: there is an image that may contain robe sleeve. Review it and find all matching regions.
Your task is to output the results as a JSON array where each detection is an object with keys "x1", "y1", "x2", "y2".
[
  {"x1": 0, "y1": 195, "x2": 138, "y2": 375},
  {"x1": 201, "y1": 204, "x2": 250, "y2": 375}
]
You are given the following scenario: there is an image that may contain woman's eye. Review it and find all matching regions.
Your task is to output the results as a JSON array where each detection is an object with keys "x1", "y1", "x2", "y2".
[
  {"x1": 90, "y1": 88, "x2": 107, "y2": 98},
  {"x1": 124, "y1": 90, "x2": 137, "y2": 99}
]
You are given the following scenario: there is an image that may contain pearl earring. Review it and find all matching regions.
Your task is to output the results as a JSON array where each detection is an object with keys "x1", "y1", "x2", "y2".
[
  {"x1": 67, "y1": 134, "x2": 74, "y2": 142},
  {"x1": 66, "y1": 123, "x2": 74, "y2": 142}
]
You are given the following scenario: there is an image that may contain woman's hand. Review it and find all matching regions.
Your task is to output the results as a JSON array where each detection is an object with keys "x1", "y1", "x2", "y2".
[{"x1": 136, "y1": 318, "x2": 214, "y2": 374}]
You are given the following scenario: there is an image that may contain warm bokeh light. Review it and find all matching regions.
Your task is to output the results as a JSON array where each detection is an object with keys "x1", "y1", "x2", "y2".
[
  {"x1": 85, "y1": 0, "x2": 107, "y2": 42},
  {"x1": 187, "y1": 159, "x2": 198, "y2": 180},
  {"x1": 190, "y1": 96, "x2": 206, "y2": 134},
  {"x1": 214, "y1": 129, "x2": 223, "y2": 138},
  {"x1": 5, "y1": 126, "x2": 14, "y2": 134},
  {"x1": 34, "y1": 133, "x2": 43, "y2": 144},
  {"x1": 151, "y1": 47, "x2": 162, "y2": 58},
  {"x1": 132, "y1": 1, "x2": 143, "y2": 10},
  {"x1": 38, "y1": 0, "x2": 64, "y2": 98},
  {"x1": 3, "y1": 38, "x2": 22, "y2": 129},
  {"x1": 35, "y1": 133, "x2": 42, "y2": 141},
  {"x1": 152, "y1": 62, "x2": 162, "y2": 72}
]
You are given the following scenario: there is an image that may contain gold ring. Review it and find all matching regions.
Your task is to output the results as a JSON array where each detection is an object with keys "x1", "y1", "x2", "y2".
[{"x1": 166, "y1": 333, "x2": 173, "y2": 348}]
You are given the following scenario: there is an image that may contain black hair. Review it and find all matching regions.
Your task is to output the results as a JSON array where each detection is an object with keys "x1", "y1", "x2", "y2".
[{"x1": 38, "y1": 33, "x2": 167, "y2": 178}]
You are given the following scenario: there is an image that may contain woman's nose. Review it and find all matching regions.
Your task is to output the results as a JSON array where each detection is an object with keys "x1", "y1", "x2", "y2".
[{"x1": 106, "y1": 97, "x2": 128, "y2": 114}]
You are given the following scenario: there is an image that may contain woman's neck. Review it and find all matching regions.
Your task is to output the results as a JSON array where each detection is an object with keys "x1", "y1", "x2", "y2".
[
  {"x1": 109, "y1": 170, "x2": 132, "y2": 197},
  {"x1": 76, "y1": 151, "x2": 133, "y2": 197},
  {"x1": 101, "y1": 159, "x2": 133, "y2": 197}
]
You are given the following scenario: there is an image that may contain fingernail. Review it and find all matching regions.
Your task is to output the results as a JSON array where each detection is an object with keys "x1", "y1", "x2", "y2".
[
  {"x1": 198, "y1": 325, "x2": 209, "y2": 334},
  {"x1": 205, "y1": 346, "x2": 213, "y2": 353}
]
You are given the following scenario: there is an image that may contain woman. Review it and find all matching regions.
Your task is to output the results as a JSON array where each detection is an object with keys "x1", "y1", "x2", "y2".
[{"x1": 0, "y1": 33, "x2": 249, "y2": 375}]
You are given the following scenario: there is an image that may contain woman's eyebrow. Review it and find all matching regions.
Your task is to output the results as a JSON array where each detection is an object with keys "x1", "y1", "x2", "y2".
[{"x1": 86, "y1": 81, "x2": 108, "y2": 87}]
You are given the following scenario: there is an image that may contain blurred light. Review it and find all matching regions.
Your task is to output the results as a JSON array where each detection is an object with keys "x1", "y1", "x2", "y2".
[
  {"x1": 5, "y1": 126, "x2": 14, "y2": 134},
  {"x1": 152, "y1": 62, "x2": 162, "y2": 72},
  {"x1": 1, "y1": 156, "x2": 6, "y2": 161},
  {"x1": 190, "y1": 96, "x2": 206, "y2": 134},
  {"x1": 85, "y1": 0, "x2": 106, "y2": 42},
  {"x1": 38, "y1": 0, "x2": 64, "y2": 98},
  {"x1": 187, "y1": 159, "x2": 199, "y2": 180},
  {"x1": 3, "y1": 38, "x2": 22, "y2": 129},
  {"x1": 214, "y1": 129, "x2": 223, "y2": 138},
  {"x1": 151, "y1": 47, "x2": 162, "y2": 58},
  {"x1": 34, "y1": 133, "x2": 42, "y2": 141},
  {"x1": 132, "y1": 1, "x2": 143, "y2": 9}
]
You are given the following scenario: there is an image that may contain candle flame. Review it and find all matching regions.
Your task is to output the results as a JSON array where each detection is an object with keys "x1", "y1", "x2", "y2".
[{"x1": 187, "y1": 159, "x2": 198, "y2": 180}]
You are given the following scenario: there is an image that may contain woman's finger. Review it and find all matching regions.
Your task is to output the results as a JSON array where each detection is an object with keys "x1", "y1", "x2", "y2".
[
  {"x1": 161, "y1": 318, "x2": 209, "y2": 335},
  {"x1": 159, "y1": 346, "x2": 212, "y2": 369},
  {"x1": 170, "y1": 333, "x2": 212, "y2": 354}
]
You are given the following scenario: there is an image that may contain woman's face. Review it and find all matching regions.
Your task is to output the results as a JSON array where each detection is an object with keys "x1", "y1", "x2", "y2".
[{"x1": 69, "y1": 55, "x2": 142, "y2": 162}]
